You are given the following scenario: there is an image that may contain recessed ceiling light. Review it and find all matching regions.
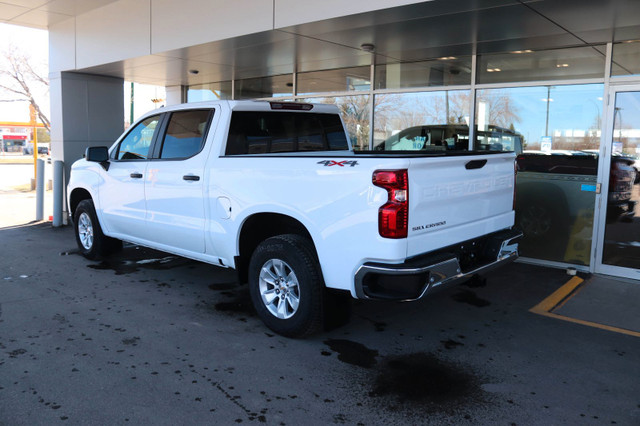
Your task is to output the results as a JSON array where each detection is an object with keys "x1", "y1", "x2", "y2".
[
  {"x1": 361, "y1": 43, "x2": 375, "y2": 52},
  {"x1": 556, "y1": 63, "x2": 569, "y2": 68},
  {"x1": 511, "y1": 50, "x2": 533, "y2": 54},
  {"x1": 438, "y1": 56, "x2": 457, "y2": 60}
]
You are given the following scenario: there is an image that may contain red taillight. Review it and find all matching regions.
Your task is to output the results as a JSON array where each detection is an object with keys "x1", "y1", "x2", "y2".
[{"x1": 373, "y1": 169, "x2": 408, "y2": 239}]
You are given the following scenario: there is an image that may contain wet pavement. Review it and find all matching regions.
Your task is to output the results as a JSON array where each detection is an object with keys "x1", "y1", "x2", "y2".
[{"x1": 1, "y1": 222, "x2": 639, "y2": 425}]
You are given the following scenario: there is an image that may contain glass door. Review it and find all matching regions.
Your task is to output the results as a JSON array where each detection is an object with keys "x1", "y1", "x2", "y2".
[{"x1": 594, "y1": 86, "x2": 640, "y2": 279}]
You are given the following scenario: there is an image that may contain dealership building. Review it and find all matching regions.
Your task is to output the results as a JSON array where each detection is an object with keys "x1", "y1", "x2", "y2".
[{"x1": 1, "y1": 0, "x2": 640, "y2": 280}]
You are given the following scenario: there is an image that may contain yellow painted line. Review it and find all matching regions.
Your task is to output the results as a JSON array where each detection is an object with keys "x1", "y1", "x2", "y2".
[
  {"x1": 530, "y1": 276, "x2": 640, "y2": 338},
  {"x1": 532, "y1": 310, "x2": 640, "y2": 338},
  {"x1": 529, "y1": 276, "x2": 584, "y2": 314}
]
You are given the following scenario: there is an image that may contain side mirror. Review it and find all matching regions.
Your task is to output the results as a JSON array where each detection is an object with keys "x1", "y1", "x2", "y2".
[{"x1": 85, "y1": 146, "x2": 110, "y2": 170}]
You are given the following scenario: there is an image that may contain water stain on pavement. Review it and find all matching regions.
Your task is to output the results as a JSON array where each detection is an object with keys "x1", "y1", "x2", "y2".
[
  {"x1": 87, "y1": 248, "x2": 193, "y2": 275},
  {"x1": 208, "y1": 282, "x2": 238, "y2": 291},
  {"x1": 369, "y1": 352, "x2": 486, "y2": 413},
  {"x1": 324, "y1": 339, "x2": 378, "y2": 368},
  {"x1": 441, "y1": 339, "x2": 465, "y2": 349},
  {"x1": 452, "y1": 290, "x2": 491, "y2": 307}
]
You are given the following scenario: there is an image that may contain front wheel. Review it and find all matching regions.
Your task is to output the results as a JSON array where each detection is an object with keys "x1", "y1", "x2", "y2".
[
  {"x1": 74, "y1": 199, "x2": 121, "y2": 259},
  {"x1": 248, "y1": 234, "x2": 324, "y2": 338}
]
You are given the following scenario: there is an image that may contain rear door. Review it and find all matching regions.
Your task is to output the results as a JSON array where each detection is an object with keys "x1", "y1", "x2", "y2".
[
  {"x1": 406, "y1": 153, "x2": 516, "y2": 256},
  {"x1": 144, "y1": 108, "x2": 214, "y2": 253}
]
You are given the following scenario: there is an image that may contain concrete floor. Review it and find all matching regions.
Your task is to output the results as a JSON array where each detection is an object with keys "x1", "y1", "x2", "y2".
[{"x1": 1, "y1": 222, "x2": 639, "y2": 425}]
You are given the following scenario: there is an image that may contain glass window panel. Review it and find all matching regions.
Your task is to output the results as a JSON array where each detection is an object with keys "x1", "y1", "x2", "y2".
[
  {"x1": 478, "y1": 46, "x2": 606, "y2": 84},
  {"x1": 115, "y1": 115, "x2": 160, "y2": 160},
  {"x1": 187, "y1": 81, "x2": 232, "y2": 102},
  {"x1": 225, "y1": 111, "x2": 349, "y2": 155},
  {"x1": 375, "y1": 57, "x2": 471, "y2": 89},
  {"x1": 373, "y1": 90, "x2": 471, "y2": 151},
  {"x1": 234, "y1": 74, "x2": 293, "y2": 99},
  {"x1": 602, "y1": 91, "x2": 640, "y2": 268},
  {"x1": 299, "y1": 96, "x2": 370, "y2": 150},
  {"x1": 160, "y1": 110, "x2": 211, "y2": 159},
  {"x1": 611, "y1": 41, "x2": 640, "y2": 77},
  {"x1": 297, "y1": 67, "x2": 370, "y2": 96},
  {"x1": 476, "y1": 84, "x2": 604, "y2": 265}
]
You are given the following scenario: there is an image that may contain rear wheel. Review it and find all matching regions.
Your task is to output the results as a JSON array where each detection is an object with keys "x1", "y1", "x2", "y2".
[
  {"x1": 248, "y1": 234, "x2": 324, "y2": 337},
  {"x1": 74, "y1": 199, "x2": 121, "y2": 259}
]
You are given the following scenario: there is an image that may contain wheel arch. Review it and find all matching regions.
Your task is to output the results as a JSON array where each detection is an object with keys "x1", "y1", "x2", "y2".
[
  {"x1": 69, "y1": 187, "x2": 93, "y2": 218},
  {"x1": 235, "y1": 212, "x2": 316, "y2": 284}
]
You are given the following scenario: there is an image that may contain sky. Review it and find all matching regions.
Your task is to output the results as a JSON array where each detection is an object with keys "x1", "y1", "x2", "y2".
[
  {"x1": 0, "y1": 23, "x2": 49, "y2": 123},
  {"x1": 0, "y1": 23, "x2": 165, "y2": 128}
]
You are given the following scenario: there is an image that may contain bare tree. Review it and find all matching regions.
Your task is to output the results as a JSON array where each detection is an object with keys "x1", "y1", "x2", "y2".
[{"x1": 0, "y1": 45, "x2": 50, "y2": 131}]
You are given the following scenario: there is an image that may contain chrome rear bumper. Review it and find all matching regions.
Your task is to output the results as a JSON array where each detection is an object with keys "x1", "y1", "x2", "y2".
[{"x1": 354, "y1": 228, "x2": 523, "y2": 301}]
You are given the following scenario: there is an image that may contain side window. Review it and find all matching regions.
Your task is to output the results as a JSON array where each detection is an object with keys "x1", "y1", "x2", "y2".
[
  {"x1": 115, "y1": 115, "x2": 160, "y2": 160},
  {"x1": 160, "y1": 109, "x2": 212, "y2": 159}
]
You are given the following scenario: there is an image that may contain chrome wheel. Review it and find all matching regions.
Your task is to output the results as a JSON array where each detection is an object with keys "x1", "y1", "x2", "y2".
[
  {"x1": 259, "y1": 259, "x2": 300, "y2": 319},
  {"x1": 77, "y1": 212, "x2": 94, "y2": 250}
]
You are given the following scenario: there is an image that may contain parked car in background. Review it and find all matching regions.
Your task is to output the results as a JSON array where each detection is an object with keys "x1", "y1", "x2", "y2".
[
  {"x1": 23, "y1": 143, "x2": 50, "y2": 156},
  {"x1": 374, "y1": 124, "x2": 524, "y2": 153}
]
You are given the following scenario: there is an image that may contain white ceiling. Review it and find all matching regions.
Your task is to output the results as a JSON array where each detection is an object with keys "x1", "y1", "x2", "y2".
[
  {"x1": 2, "y1": 0, "x2": 640, "y2": 87},
  {"x1": 0, "y1": 0, "x2": 118, "y2": 28}
]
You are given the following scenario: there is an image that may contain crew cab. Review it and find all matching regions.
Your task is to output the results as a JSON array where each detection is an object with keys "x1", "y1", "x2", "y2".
[{"x1": 67, "y1": 100, "x2": 521, "y2": 337}]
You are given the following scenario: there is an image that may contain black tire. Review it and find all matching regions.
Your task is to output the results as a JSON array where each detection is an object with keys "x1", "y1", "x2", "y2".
[
  {"x1": 248, "y1": 234, "x2": 324, "y2": 338},
  {"x1": 74, "y1": 199, "x2": 122, "y2": 259}
]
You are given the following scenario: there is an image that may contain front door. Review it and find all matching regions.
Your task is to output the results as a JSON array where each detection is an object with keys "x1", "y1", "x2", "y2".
[
  {"x1": 594, "y1": 86, "x2": 640, "y2": 279},
  {"x1": 100, "y1": 114, "x2": 162, "y2": 240}
]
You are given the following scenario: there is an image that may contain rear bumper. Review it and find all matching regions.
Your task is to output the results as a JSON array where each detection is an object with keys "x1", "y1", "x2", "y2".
[{"x1": 354, "y1": 227, "x2": 523, "y2": 301}]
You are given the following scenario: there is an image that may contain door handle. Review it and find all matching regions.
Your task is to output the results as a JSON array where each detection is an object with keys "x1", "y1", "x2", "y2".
[
  {"x1": 465, "y1": 159, "x2": 487, "y2": 170},
  {"x1": 130, "y1": 172, "x2": 143, "y2": 179},
  {"x1": 183, "y1": 175, "x2": 200, "y2": 181}
]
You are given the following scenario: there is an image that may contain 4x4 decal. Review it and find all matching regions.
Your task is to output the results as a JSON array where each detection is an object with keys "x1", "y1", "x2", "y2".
[{"x1": 317, "y1": 160, "x2": 359, "y2": 167}]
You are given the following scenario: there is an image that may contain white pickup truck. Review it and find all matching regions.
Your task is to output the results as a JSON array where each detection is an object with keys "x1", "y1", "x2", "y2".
[{"x1": 67, "y1": 100, "x2": 521, "y2": 337}]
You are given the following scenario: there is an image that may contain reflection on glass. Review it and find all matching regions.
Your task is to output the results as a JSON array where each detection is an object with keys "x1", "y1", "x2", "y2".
[
  {"x1": 477, "y1": 84, "x2": 604, "y2": 265},
  {"x1": 611, "y1": 41, "x2": 640, "y2": 77},
  {"x1": 299, "y1": 96, "x2": 370, "y2": 150},
  {"x1": 375, "y1": 57, "x2": 471, "y2": 89},
  {"x1": 235, "y1": 74, "x2": 293, "y2": 99},
  {"x1": 373, "y1": 90, "x2": 471, "y2": 147},
  {"x1": 187, "y1": 81, "x2": 232, "y2": 101},
  {"x1": 602, "y1": 91, "x2": 640, "y2": 269},
  {"x1": 297, "y1": 67, "x2": 371, "y2": 96},
  {"x1": 478, "y1": 46, "x2": 606, "y2": 84}
]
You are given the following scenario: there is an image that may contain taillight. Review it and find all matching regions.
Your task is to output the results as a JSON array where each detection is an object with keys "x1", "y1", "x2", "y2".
[{"x1": 373, "y1": 169, "x2": 408, "y2": 239}]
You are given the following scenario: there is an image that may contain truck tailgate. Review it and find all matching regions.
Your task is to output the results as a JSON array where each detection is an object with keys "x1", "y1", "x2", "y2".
[{"x1": 406, "y1": 153, "x2": 515, "y2": 257}]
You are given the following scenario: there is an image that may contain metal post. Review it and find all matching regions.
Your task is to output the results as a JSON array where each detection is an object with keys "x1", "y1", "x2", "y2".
[
  {"x1": 53, "y1": 160, "x2": 64, "y2": 227},
  {"x1": 130, "y1": 82, "x2": 135, "y2": 126},
  {"x1": 35, "y1": 158, "x2": 45, "y2": 221}
]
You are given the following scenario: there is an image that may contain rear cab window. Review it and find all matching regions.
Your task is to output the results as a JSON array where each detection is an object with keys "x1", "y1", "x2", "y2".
[{"x1": 225, "y1": 111, "x2": 349, "y2": 155}]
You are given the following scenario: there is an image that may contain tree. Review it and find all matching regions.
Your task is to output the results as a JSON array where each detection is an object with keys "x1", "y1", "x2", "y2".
[{"x1": 0, "y1": 44, "x2": 50, "y2": 131}]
